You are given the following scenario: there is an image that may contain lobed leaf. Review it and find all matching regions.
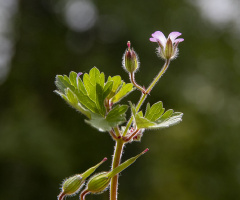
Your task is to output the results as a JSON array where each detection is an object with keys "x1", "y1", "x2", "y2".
[
  {"x1": 55, "y1": 67, "x2": 133, "y2": 130},
  {"x1": 86, "y1": 105, "x2": 128, "y2": 132},
  {"x1": 112, "y1": 83, "x2": 134, "y2": 103},
  {"x1": 145, "y1": 101, "x2": 164, "y2": 121},
  {"x1": 96, "y1": 84, "x2": 106, "y2": 116},
  {"x1": 132, "y1": 101, "x2": 183, "y2": 130},
  {"x1": 107, "y1": 76, "x2": 122, "y2": 99}
]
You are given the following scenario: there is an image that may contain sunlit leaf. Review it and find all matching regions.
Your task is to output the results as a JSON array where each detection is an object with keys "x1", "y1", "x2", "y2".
[
  {"x1": 96, "y1": 84, "x2": 106, "y2": 116},
  {"x1": 112, "y1": 83, "x2": 134, "y2": 103},
  {"x1": 86, "y1": 105, "x2": 128, "y2": 132},
  {"x1": 132, "y1": 101, "x2": 183, "y2": 130},
  {"x1": 145, "y1": 101, "x2": 164, "y2": 121}
]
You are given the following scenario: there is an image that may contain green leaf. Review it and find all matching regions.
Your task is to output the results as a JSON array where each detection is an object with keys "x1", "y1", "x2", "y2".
[
  {"x1": 131, "y1": 101, "x2": 183, "y2": 130},
  {"x1": 106, "y1": 105, "x2": 128, "y2": 121},
  {"x1": 55, "y1": 75, "x2": 75, "y2": 93},
  {"x1": 77, "y1": 76, "x2": 87, "y2": 95},
  {"x1": 74, "y1": 89, "x2": 99, "y2": 114},
  {"x1": 135, "y1": 113, "x2": 156, "y2": 129},
  {"x1": 69, "y1": 71, "x2": 78, "y2": 88},
  {"x1": 112, "y1": 83, "x2": 134, "y2": 103},
  {"x1": 103, "y1": 81, "x2": 113, "y2": 99},
  {"x1": 152, "y1": 112, "x2": 183, "y2": 128},
  {"x1": 55, "y1": 68, "x2": 134, "y2": 130},
  {"x1": 85, "y1": 105, "x2": 128, "y2": 132},
  {"x1": 156, "y1": 109, "x2": 174, "y2": 122},
  {"x1": 107, "y1": 76, "x2": 122, "y2": 99},
  {"x1": 85, "y1": 113, "x2": 111, "y2": 132},
  {"x1": 129, "y1": 102, "x2": 136, "y2": 116},
  {"x1": 55, "y1": 89, "x2": 91, "y2": 118},
  {"x1": 83, "y1": 67, "x2": 103, "y2": 101},
  {"x1": 96, "y1": 84, "x2": 106, "y2": 116},
  {"x1": 145, "y1": 101, "x2": 164, "y2": 121}
]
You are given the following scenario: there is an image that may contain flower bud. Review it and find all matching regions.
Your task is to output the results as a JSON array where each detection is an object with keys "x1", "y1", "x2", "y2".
[{"x1": 123, "y1": 41, "x2": 139, "y2": 73}]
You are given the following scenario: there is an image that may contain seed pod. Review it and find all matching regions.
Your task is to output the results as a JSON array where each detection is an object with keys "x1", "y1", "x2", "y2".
[
  {"x1": 62, "y1": 174, "x2": 83, "y2": 195},
  {"x1": 58, "y1": 157, "x2": 107, "y2": 200},
  {"x1": 108, "y1": 148, "x2": 149, "y2": 177},
  {"x1": 80, "y1": 148, "x2": 149, "y2": 199},
  {"x1": 87, "y1": 172, "x2": 111, "y2": 194}
]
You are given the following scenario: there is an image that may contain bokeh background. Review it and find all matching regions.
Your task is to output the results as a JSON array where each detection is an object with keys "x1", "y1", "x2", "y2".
[{"x1": 1, "y1": 0, "x2": 240, "y2": 199}]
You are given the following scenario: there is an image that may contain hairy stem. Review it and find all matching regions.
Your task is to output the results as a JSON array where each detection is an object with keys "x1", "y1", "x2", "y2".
[
  {"x1": 123, "y1": 59, "x2": 170, "y2": 136},
  {"x1": 129, "y1": 72, "x2": 146, "y2": 93},
  {"x1": 58, "y1": 192, "x2": 65, "y2": 200},
  {"x1": 110, "y1": 139, "x2": 125, "y2": 200}
]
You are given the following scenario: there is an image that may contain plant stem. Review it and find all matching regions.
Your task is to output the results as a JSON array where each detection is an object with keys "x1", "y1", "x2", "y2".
[
  {"x1": 129, "y1": 72, "x2": 145, "y2": 93},
  {"x1": 110, "y1": 138, "x2": 125, "y2": 200},
  {"x1": 123, "y1": 59, "x2": 170, "y2": 136}
]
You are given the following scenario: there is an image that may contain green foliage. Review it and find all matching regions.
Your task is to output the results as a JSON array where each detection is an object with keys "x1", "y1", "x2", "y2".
[
  {"x1": 55, "y1": 67, "x2": 133, "y2": 131},
  {"x1": 85, "y1": 105, "x2": 128, "y2": 132},
  {"x1": 131, "y1": 101, "x2": 183, "y2": 129}
]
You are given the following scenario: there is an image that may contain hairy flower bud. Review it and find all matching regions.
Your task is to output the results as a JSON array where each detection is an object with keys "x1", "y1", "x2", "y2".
[{"x1": 123, "y1": 41, "x2": 139, "y2": 73}]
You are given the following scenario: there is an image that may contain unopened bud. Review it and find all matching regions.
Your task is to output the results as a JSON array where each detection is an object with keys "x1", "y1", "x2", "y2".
[{"x1": 123, "y1": 41, "x2": 139, "y2": 73}]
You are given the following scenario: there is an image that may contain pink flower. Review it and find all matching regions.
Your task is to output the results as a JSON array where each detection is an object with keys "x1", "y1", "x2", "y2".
[{"x1": 150, "y1": 31, "x2": 184, "y2": 60}]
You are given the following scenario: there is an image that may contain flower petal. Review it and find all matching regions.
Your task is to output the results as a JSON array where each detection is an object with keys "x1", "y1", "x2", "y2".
[
  {"x1": 174, "y1": 38, "x2": 184, "y2": 43},
  {"x1": 149, "y1": 38, "x2": 158, "y2": 42},
  {"x1": 150, "y1": 31, "x2": 167, "y2": 47},
  {"x1": 168, "y1": 32, "x2": 182, "y2": 42}
]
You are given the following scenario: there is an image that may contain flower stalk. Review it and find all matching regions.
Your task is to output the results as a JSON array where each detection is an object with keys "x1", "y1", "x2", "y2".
[
  {"x1": 110, "y1": 138, "x2": 125, "y2": 200},
  {"x1": 123, "y1": 59, "x2": 171, "y2": 137}
]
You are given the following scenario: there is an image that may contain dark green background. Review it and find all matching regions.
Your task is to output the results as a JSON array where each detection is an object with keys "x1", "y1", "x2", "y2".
[{"x1": 1, "y1": 0, "x2": 240, "y2": 199}]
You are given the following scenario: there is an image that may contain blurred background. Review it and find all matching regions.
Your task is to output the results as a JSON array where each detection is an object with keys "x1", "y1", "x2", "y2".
[{"x1": 0, "y1": 0, "x2": 240, "y2": 199}]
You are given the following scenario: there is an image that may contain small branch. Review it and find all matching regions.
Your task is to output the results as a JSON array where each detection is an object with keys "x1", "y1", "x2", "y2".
[
  {"x1": 58, "y1": 192, "x2": 65, "y2": 200},
  {"x1": 123, "y1": 129, "x2": 140, "y2": 142},
  {"x1": 80, "y1": 190, "x2": 89, "y2": 200},
  {"x1": 123, "y1": 59, "x2": 171, "y2": 137},
  {"x1": 109, "y1": 129, "x2": 118, "y2": 140},
  {"x1": 129, "y1": 72, "x2": 147, "y2": 94}
]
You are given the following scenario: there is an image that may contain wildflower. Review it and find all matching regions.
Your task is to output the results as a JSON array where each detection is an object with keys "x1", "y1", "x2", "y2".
[{"x1": 150, "y1": 31, "x2": 184, "y2": 60}]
